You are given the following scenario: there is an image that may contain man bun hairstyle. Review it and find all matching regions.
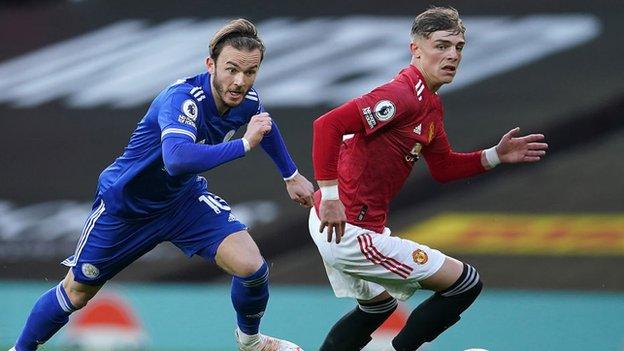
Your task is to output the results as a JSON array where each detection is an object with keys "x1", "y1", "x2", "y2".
[
  {"x1": 210, "y1": 18, "x2": 265, "y2": 62},
  {"x1": 411, "y1": 6, "x2": 465, "y2": 40}
]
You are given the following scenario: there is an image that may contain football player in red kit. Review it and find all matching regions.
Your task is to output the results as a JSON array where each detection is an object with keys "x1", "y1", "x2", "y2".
[{"x1": 309, "y1": 7, "x2": 548, "y2": 351}]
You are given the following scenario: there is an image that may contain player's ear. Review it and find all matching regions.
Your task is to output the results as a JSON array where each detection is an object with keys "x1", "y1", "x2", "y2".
[
  {"x1": 410, "y1": 42, "x2": 421, "y2": 59},
  {"x1": 206, "y1": 57, "x2": 215, "y2": 74}
]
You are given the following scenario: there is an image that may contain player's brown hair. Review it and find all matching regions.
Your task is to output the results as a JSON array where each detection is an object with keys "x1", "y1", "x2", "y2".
[
  {"x1": 210, "y1": 18, "x2": 265, "y2": 62},
  {"x1": 411, "y1": 6, "x2": 465, "y2": 40}
]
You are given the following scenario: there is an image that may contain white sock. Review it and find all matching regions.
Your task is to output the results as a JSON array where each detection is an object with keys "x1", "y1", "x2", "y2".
[{"x1": 237, "y1": 328, "x2": 260, "y2": 345}]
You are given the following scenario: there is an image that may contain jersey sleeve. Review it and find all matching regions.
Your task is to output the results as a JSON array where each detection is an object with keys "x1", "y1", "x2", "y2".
[
  {"x1": 422, "y1": 118, "x2": 486, "y2": 183},
  {"x1": 158, "y1": 90, "x2": 202, "y2": 142},
  {"x1": 353, "y1": 82, "x2": 417, "y2": 135}
]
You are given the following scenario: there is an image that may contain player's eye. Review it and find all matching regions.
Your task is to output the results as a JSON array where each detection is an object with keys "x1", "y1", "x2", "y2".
[
  {"x1": 245, "y1": 70, "x2": 257, "y2": 76},
  {"x1": 226, "y1": 67, "x2": 237, "y2": 74}
]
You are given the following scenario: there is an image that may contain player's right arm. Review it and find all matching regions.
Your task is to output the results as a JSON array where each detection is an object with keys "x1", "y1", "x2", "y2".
[
  {"x1": 312, "y1": 100, "x2": 364, "y2": 243},
  {"x1": 158, "y1": 91, "x2": 270, "y2": 176}
]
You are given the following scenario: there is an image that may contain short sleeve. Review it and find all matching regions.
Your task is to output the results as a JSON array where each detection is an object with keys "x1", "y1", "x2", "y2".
[
  {"x1": 158, "y1": 91, "x2": 202, "y2": 142},
  {"x1": 353, "y1": 81, "x2": 418, "y2": 135}
]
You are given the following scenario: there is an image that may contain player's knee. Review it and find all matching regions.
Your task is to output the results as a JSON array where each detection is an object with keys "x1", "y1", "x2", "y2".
[
  {"x1": 439, "y1": 264, "x2": 482, "y2": 303},
  {"x1": 235, "y1": 256, "x2": 266, "y2": 277},
  {"x1": 64, "y1": 283, "x2": 100, "y2": 309}
]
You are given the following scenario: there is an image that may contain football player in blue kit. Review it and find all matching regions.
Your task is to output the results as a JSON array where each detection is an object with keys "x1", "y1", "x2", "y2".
[{"x1": 10, "y1": 19, "x2": 312, "y2": 351}]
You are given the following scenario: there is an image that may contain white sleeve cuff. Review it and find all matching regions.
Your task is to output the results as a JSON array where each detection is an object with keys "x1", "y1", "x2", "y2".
[
  {"x1": 320, "y1": 184, "x2": 339, "y2": 200},
  {"x1": 283, "y1": 169, "x2": 299, "y2": 181},
  {"x1": 484, "y1": 146, "x2": 501, "y2": 168},
  {"x1": 241, "y1": 138, "x2": 251, "y2": 153}
]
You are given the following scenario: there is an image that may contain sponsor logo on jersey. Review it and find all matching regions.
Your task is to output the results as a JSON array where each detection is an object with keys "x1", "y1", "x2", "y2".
[
  {"x1": 374, "y1": 100, "x2": 396, "y2": 121},
  {"x1": 178, "y1": 114, "x2": 196, "y2": 128},
  {"x1": 362, "y1": 107, "x2": 376, "y2": 128},
  {"x1": 412, "y1": 249, "x2": 428, "y2": 264},
  {"x1": 227, "y1": 213, "x2": 237, "y2": 222},
  {"x1": 223, "y1": 129, "x2": 236, "y2": 142},
  {"x1": 406, "y1": 142, "x2": 422, "y2": 162},
  {"x1": 356, "y1": 205, "x2": 368, "y2": 221},
  {"x1": 81, "y1": 263, "x2": 100, "y2": 279},
  {"x1": 413, "y1": 123, "x2": 422, "y2": 135}
]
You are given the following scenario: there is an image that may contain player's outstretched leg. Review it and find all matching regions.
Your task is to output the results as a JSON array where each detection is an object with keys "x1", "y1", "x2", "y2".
[
  {"x1": 13, "y1": 281, "x2": 76, "y2": 351},
  {"x1": 215, "y1": 231, "x2": 303, "y2": 351},
  {"x1": 12, "y1": 270, "x2": 100, "y2": 351},
  {"x1": 390, "y1": 262, "x2": 482, "y2": 351},
  {"x1": 319, "y1": 292, "x2": 397, "y2": 351}
]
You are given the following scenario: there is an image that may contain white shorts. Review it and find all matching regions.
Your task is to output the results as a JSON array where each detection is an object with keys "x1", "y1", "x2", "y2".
[{"x1": 308, "y1": 209, "x2": 446, "y2": 301}]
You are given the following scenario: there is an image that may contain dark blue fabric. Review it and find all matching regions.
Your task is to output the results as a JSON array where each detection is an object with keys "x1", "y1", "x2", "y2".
[
  {"x1": 260, "y1": 121, "x2": 298, "y2": 178},
  {"x1": 162, "y1": 136, "x2": 245, "y2": 176},
  {"x1": 16, "y1": 283, "x2": 75, "y2": 350},
  {"x1": 231, "y1": 261, "x2": 270, "y2": 334}
]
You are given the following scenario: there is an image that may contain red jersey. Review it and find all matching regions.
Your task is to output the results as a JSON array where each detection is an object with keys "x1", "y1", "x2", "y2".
[{"x1": 313, "y1": 65, "x2": 486, "y2": 233}]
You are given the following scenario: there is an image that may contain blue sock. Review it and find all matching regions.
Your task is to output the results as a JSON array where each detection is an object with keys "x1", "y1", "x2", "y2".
[
  {"x1": 231, "y1": 261, "x2": 269, "y2": 335},
  {"x1": 16, "y1": 282, "x2": 76, "y2": 351}
]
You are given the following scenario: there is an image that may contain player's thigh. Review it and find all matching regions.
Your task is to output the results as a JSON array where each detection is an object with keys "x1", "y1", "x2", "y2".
[
  {"x1": 62, "y1": 201, "x2": 162, "y2": 285},
  {"x1": 169, "y1": 191, "x2": 253, "y2": 273},
  {"x1": 419, "y1": 255, "x2": 464, "y2": 292},
  {"x1": 335, "y1": 230, "x2": 446, "y2": 300},
  {"x1": 62, "y1": 268, "x2": 103, "y2": 308},
  {"x1": 309, "y1": 210, "x2": 402, "y2": 300},
  {"x1": 215, "y1": 230, "x2": 263, "y2": 277}
]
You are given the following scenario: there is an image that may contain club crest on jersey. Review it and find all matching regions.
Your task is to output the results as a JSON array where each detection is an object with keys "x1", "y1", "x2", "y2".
[
  {"x1": 428, "y1": 123, "x2": 435, "y2": 142},
  {"x1": 182, "y1": 99, "x2": 198, "y2": 121},
  {"x1": 412, "y1": 249, "x2": 428, "y2": 264},
  {"x1": 374, "y1": 100, "x2": 396, "y2": 121},
  {"x1": 81, "y1": 263, "x2": 100, "y2": 279},
  {"x1": 362, "y1": 107, "x2": 376, "y2": 128}
]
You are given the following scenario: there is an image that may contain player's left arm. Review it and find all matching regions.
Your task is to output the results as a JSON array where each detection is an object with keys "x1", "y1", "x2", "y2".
[
  {"x1": 423, "y1": 123, "x2": 548, "y2": 183},
  {"x1": 258, "y1": 105, "x2": 314, "y2": 208}
]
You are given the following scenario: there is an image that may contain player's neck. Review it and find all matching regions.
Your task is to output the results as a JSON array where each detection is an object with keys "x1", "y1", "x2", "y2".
[{"x1": 409, "y1": 62, "x2": 442, "y2": 93}]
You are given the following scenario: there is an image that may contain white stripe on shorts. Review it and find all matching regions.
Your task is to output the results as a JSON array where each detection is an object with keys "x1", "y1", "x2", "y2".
[{"x1": 63, "y1": 201, "x2": 105, "y2": 267}]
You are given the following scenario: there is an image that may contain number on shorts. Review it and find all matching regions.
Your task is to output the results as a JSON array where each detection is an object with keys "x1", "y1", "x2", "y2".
[{"x1": 199, "y1": 194, "x2": 231, "y2": 214}]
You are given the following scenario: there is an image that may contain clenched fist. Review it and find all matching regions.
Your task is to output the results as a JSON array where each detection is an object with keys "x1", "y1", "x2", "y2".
[{"x1": 243, "y1": 112, "x2": 272, "y2": 149}]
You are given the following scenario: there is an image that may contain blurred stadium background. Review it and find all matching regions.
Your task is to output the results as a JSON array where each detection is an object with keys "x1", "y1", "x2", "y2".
[{"x1": 1, "y1": 0, "x2": 623, "y2": 350}]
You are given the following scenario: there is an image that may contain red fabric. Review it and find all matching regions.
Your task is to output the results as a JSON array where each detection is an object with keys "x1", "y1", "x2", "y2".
[
  {"x1": 312, "y1": 65, "x2": 486, "y2": 232},
  {"x1": 312, "y1": 100, "x2": 363, "y2": 180}
]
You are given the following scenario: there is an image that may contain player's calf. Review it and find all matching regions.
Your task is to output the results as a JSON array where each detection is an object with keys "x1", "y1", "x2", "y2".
[
  {"x1": 13, "y1": 281, "x2": 77, "y2": 351},
  {"x1": 391, "y1": 263, "x2": 482, "y2": 351},
  {"x1": 320, "y1": 294, "x2": 398, "y2": 351}
]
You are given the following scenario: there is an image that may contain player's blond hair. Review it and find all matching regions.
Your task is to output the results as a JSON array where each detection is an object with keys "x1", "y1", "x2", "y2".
[
  {"x1": 411, "y1": 7, "x2": 465, "y2": 40},
  {"x1": 210, "y1": 18, "x2": 265, "y2": 62}
]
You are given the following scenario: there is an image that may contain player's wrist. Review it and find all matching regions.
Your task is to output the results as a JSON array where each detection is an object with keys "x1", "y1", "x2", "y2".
[
  {"x1": 241, "y1": 138, "x2": 251, "y2": 153},
  {"x1": 320, "y1": 184, "x2": 339, "y2": 200},
  {"x1": 484, "y1": 146, "x2": 501, "y2": 168}
]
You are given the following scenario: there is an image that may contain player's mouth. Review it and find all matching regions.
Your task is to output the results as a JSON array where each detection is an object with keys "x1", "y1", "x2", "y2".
[
  {"x1": 441, "y1": 65, "x2": 456, "y2": 74},
  {"x1": 227, "y1": 91, "x2": 243, "y2": 100}
]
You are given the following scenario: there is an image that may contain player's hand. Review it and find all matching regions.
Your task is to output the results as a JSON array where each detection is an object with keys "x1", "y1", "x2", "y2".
[
  {"x1": 243, "y1": 113, "x2": 273, "y2": 149},
  {"x1": 496, "y1": 127, "x2": 548, "y2": 163},
  {"x1": 285, "y1": 173, "x2": 314, "y2": 208},
  {"x1": 319, "y1": 199, "x2": 347, "y2": 244}
]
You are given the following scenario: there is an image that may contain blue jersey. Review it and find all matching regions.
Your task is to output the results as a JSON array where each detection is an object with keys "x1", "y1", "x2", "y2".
[{"x1": 97, "y1": 72, "x2": 270, "y2": 219}]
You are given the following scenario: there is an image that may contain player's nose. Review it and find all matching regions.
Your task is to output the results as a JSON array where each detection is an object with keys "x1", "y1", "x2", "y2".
[{"x1": 233, "y1": 72, "x2": 245, "y2": 87}]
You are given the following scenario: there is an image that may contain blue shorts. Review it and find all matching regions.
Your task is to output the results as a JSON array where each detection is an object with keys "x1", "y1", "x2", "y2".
[{"x1": 62, "y1": 190, "x2": 247, "y2": 285}]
